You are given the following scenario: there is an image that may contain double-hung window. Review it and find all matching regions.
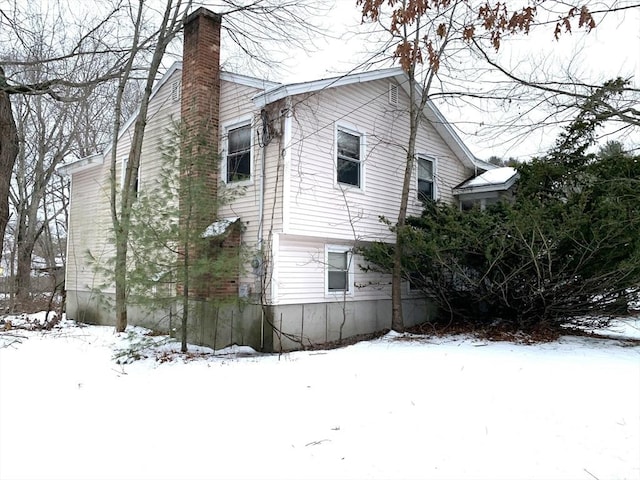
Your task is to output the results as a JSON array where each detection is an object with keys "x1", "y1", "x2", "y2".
[
  {"x1": 226, "y1": 124, "x2": 251, "y2": 183},
  {"x1": 417, "y1": 156, "x2": 435, "y2": 201},
  {"x1": 326, "y1": 246, "x2": 353, "y2": 294},
  {"x1": 337, "y1": 128, "x2": 362, "y2": 188}
]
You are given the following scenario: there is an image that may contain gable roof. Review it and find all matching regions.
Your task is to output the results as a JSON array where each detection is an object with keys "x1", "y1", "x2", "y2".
[
  {"x1": 58, "y1": 63, "x2": 279, "y2": 175},
  {"x1": 453, "y1": 166, "x2": 519, "y2": 195},
  {"x1": 252, "y1": 67, "x2": 480, "y2": 170}
]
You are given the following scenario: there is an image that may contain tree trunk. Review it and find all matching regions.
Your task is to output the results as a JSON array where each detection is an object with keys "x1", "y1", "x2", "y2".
[
  {"x1": 14, "y1": 236, "x2": 35, "y2": 308},
  {"x1": 114, "y1": 229, "x2": 128, "y2": 332},
  {"x1": 0, "y1": 67, "x2": 19, "y2": 258}
]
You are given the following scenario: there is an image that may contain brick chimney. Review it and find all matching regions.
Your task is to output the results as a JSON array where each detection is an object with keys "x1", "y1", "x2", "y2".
[
  {"x1": 179, "y1": 9, "x2": 241, "y2": 300},
  {"x1": 180, "y1": 7, "x2": 221, "y2": 225}
]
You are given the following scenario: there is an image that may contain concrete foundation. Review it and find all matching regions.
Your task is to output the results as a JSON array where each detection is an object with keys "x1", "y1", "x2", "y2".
[{"x1": 65, "y1": 290, "x2": 436, "y2": 352}]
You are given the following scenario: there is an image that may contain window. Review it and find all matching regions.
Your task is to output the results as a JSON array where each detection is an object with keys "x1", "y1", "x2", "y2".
[
  {"x1": 417, "y1": 156, "x2": 435, "y2": 201},
  {"x1": 226, "y1": 124, "x2": 251, "y2": 183},
  {"x1": 326, "y1": 246, "x2": 353, "y2": 294},
  {"x1": 337, "y1": 128, "x2": 362, "y2": 187}
]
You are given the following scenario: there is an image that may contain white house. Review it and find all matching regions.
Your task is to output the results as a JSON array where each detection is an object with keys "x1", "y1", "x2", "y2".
[{"x1": 59, "y1": 8, "x2": 490, "y2": 351}]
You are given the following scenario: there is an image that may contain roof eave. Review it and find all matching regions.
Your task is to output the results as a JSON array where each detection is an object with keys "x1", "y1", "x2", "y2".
[
  {"x1": 452, "y1": 173, "x2": 520, "y2": 195},
  {"x1": 252, "y1": 67, "x2": 405, "y2": 108},
  {"x1": 56, "y1": 153, "x2": 105, "y2": 176}
]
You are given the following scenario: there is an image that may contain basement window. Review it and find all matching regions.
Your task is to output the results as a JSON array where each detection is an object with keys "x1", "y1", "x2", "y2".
[
  {"x1": 226, "y1": 123, "x2": 251, "y2": 183},
  {"x1": 326, "y1": 245, "x2": 354, "y2": 295}
]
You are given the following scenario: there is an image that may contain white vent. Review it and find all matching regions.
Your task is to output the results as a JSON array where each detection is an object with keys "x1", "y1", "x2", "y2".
[
  {"x1": 171, "y1": 80, "x2": 182, "y2": 102},
  {"x1": 388, "y1": 83, "x2": 399, "y2": 105}
]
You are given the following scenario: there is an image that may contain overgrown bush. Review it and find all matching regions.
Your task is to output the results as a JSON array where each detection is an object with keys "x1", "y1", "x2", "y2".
[{"x1": 363, "y1": 87, "x2": 640, "y2": 333}]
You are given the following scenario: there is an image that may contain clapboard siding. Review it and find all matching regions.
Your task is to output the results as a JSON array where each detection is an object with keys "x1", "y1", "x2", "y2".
[
  {"x1": 65, "y1": 166, "x2": 112, "y2": 292},
  {"x1": 284, "y1": 79, "x2": 473, "y2": 243},
  {"x1": 65, "y1": 69, "x2": 183, "y2": 293},
  {"x1": 217, "y1": 81, "x2": 284, "y2": 290},
  {"x1": 274, "y1": 235, "x2": 394, "y2": 305}
]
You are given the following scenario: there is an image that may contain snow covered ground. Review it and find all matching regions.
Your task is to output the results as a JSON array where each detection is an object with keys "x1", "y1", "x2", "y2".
[{"x1": 1, "y1": 314, "x2": 639, "y2": 480}]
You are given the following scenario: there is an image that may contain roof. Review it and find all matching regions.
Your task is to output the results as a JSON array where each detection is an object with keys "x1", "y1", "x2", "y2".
[
  {"x1": 253, "y1": 67, "x2": 479, "y2": 170},
  {"x1": 58, "y1": 65, "x2": 481, "y2": 175},
  {"x1": 453, "y1": 167, "x2": 519, "y2": 195},
  {"x1": 57, "y1": 63, "x2": 279, "y2": 176}
]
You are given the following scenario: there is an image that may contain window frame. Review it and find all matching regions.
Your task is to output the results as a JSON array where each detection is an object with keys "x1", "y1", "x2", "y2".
[
  {"x1": 222, "y1": 117, "x2": 253, "y2": 185},
  {"x1": 416, "y1": 154, "x2": 436, "y2": 202},
  {"x1": 325, "y1": 245, "x2": 355, "y2": 297},
  {"x1": 335, "y1": 124, "x2": 365, "y2": 190}
]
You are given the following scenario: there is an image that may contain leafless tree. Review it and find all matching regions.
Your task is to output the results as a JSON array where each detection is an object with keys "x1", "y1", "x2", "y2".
[{"x1": 357, "y1": 0, "x2": 640, "y2": 332}]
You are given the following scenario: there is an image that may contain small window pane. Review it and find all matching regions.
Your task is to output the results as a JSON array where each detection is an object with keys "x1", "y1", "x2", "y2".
[
  {"x1": 227, "y1": 125, "x2": 251, "y2": 182},
  {"x1": 337, "y1": 158, "x2": 360, "y2": 186},
  {"x1": 418, "y1": 157, "x2": 434, "y2": 201},
  {"x1": 337, "y1": 131, "x2": 359, "y2": 161},
  {"x1": 328, "y1": 251, "x2": 347, "y2": 270},
  {"x1": 418, "y1": 179, "x2": 433, "y2": 201},
  {"x1": 328, "y1": 271, "x2": 347, "y2": 291},
  {"x1": 418, "y1": 158, "x2": 433, "y2": 180},
  {"x1": 229, "y1": 126, "x2": 251, "y2": 154},
  {"x1": 337, "y1": 129, "x2": 361, "y2": 187},
  {"x1": 328, "y1": 251, "x2": 348, "y2": 292}
]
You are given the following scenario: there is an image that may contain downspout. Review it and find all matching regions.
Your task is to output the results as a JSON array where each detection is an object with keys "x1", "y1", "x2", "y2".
[
  {"x1": 258, "y1": 109, "x2": 269, "y2": 351},
  {"x1": 257, "y1": 108, "x2": 271, "y2": 260}
]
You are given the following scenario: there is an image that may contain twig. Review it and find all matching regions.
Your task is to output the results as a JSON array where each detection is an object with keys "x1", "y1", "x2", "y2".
[
  {"x1": 583, "y1": 468, "x2": 600, "y2": 480},
  {"x1": 305, "y1": 439, "x2": 330, "y2": 447}
]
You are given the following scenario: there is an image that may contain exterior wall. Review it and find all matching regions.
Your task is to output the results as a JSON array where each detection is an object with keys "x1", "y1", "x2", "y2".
[
  {"x1": 65, "y1": 68, "x2": 183, "y2": 313},
  {"x1": 65, "y1": 63, "x2": 475, "y2": 351},
  {"x1": 217, "y1": 84, "x2": 284, "y2": 300},
  {"x1": 269, "y1": 79, "x2": 473, "y2": 303},
  {"x1": 282, "y1": 79, "x2": 471, "y2": 244}
]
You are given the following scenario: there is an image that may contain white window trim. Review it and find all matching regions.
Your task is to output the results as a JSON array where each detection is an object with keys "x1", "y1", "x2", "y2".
[
  {"x1": 335, "y1": 123, "x2": 366, "y2": 192},
  {"x1": 416, "y1": 154, "x2": 437, "y2": 201},
  {"x1": 325, "y1": 244, "x2": 355, "y2": 298},
  {"x1": 221, "y1": 116, "x2": 254, "y2": 186}
]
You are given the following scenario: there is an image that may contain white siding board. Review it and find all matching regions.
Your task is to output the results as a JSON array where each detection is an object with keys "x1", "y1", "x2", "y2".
[
  {"x1": 283, "y1": 79, "x2": 474, "y2": 244},
  {"x1": 274, "y1": 235, "x2": 394, "y2": 305},
  {"x1": 66, "y1": 70, "x2": 183, "y2": 294}
]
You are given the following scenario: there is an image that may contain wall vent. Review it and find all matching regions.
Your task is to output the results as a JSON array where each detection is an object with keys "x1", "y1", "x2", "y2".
[
  {"x1": 171, "y1": 80, "x2": 182, "y2": 102},
  {"x1": 388, "y1": 83, "x2": 399, "y2": 105}
]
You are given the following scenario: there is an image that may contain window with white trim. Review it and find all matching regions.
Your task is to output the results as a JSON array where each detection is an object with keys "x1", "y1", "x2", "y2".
[
  {"x1": 226, "y1": 123, "x2": 252, "y2": 183},
  {"x1": 337, "y1": 128, "x2": 362, "y2": 188},
  {"x1": 417, "y1": 156, "x2": 435, "y2": 201},
  {"x1": 326, "y1": 246, "x2": 353, "y2": 294}
]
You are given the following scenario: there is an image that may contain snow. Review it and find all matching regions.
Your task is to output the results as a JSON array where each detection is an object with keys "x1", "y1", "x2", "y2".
[
  {"x1": 463, "y1": 166, "x2": 518, "y2": 188},
  {"x1": 1, "y1": 315, "x2": 639, "y2": 480},
  {"x1": 202, "y1": 217, "x2": 239, "y2": 238}
]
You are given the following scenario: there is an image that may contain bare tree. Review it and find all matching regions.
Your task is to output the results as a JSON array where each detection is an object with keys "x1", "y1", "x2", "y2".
[
  {"x1": 0, "y1": 0, "x2": 141, "y2": 276},
  {"x1": 0, "y1": 66, "x2": 18, "y2": 262},
  {"x1": 357, "y1": 0, "x2": 638, "y2": 331}
]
